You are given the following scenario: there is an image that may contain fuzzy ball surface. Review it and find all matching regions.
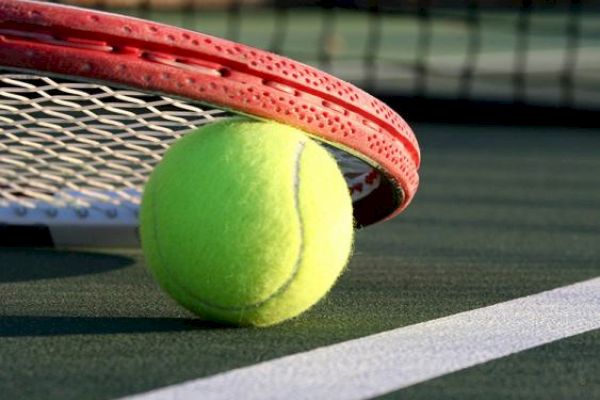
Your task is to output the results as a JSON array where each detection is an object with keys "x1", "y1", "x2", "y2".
[{"x1": 140, "y1": 118, "x2": 354, "y2": 327}]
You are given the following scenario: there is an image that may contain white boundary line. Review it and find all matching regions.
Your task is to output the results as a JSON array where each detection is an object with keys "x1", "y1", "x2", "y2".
[{"x1": 122, "y1": 277, "x2": 600, "y2": 400}]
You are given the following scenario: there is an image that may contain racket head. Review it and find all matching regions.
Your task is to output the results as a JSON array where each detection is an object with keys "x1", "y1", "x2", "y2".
[{"x1": 0, "y1": 0, "x2": 420, "y2": 247}]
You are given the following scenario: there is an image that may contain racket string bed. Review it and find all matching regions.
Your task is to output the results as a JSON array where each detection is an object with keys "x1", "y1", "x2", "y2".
[
  {"x1": 0, "y1": 71, "x2": 378, "y2": 230},
  {"x1": 0, "y1": 72, "x2": 232, "y2": 212}
]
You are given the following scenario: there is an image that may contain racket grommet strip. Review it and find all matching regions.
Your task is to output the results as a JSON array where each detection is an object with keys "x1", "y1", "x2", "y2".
[
  {"x1": 45, "y1": 208, "x2": 58, "y2": 218},
  {"x1": 14, "y1": 206, "x2": 28, "y2": 217}
]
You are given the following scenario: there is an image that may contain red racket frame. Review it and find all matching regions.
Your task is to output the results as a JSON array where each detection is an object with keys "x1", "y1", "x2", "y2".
[{"x1": 0, "y1": 0, "x2": 420, "y2": 226}]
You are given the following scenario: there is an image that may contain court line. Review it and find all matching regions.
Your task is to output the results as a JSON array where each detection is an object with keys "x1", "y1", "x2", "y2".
[{"x1": 122, "y1": 277, "x2": 600, "y2": 400}]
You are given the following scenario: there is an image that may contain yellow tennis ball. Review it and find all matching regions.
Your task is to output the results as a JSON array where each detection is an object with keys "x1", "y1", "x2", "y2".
[{"x1": 140, "y1": 118, "x2": 354, "y2": 327}]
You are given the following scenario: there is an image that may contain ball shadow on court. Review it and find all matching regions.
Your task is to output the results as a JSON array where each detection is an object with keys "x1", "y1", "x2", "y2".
[
  {"x1": 0, "y1": 315, "x2": 231, "y2": 337},
  {"x1": 0, "y1": 247, "x2": 133, "y2": 283}
]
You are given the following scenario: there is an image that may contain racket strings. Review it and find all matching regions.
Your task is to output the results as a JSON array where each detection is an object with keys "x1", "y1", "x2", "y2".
[
  {"x1": 0, "y1": 70, "x2": 379, "y2": 215},
  {"x1": 0, "y1": 71, "x2": 230, "y2": 210}
]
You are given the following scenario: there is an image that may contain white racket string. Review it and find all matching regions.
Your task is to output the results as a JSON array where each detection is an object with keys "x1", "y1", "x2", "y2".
[{"x1": 0, "y1": 70, "x2": 379, "y2": 222}]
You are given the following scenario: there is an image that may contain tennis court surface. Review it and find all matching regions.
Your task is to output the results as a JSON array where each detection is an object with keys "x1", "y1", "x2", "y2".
[{"x1": 1, "y1": 1, "x2": 599, "y2": 399}]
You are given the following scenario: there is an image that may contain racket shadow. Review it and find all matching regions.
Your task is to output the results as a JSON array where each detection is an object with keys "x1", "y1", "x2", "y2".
[
  {"x1": 0, "y1": 248, "x2": 133, "y2": 283},
  {"x1": 0, "y1": 315, "x2": 232, "y2": 337}
]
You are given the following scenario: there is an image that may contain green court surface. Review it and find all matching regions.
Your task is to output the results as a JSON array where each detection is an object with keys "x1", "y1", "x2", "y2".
[{"x1": 1, "y1": 123, "x2": 599, "y2": 399}]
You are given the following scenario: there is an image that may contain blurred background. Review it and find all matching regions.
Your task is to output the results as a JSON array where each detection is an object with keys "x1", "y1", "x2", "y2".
[{"x1": 54, "y1": 0, "x2": 599, "y2": 126}]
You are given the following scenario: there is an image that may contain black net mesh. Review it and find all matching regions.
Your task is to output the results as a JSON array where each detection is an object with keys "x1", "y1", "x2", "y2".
[{"x1": 36, "y1": 0, "x2": 600, "y2": 125}]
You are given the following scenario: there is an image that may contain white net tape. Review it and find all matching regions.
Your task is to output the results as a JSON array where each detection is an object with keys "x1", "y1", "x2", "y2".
[{"x1": 0, "y1": 70, "x2": 379, "y2": 220}]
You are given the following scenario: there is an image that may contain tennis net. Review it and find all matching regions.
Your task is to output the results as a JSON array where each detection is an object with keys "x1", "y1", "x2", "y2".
[{"x1": 50, "y1": 0, "x2": 600, "y2": 125}]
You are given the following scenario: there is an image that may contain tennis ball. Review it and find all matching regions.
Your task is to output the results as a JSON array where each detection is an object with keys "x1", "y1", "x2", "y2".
[{"x1": 140, "y1": 118, "x2": 354, "y2": 327}]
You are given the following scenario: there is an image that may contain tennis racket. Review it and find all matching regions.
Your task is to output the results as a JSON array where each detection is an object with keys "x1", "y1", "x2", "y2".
[{"x1": 0, "y1": 0, "x2": 420, "y2": 247}]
